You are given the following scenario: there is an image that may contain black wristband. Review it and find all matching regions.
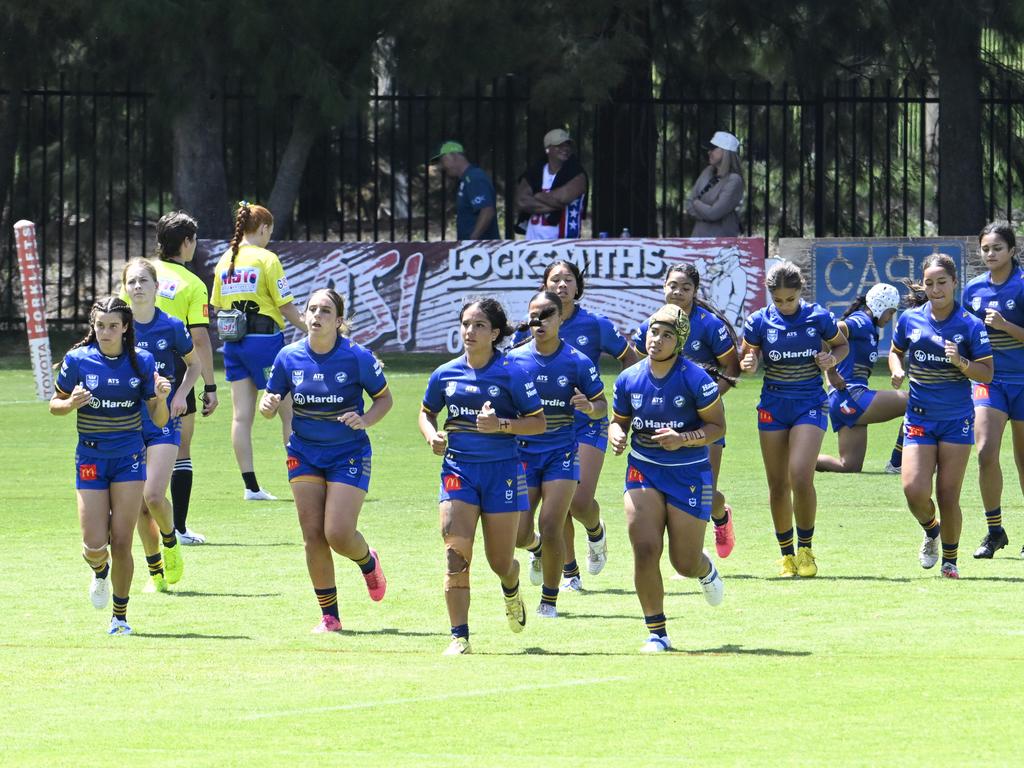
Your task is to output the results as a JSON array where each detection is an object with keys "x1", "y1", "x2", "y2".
[{"x1": 204, "y1": 384, "x2": 218, "y2": 393}]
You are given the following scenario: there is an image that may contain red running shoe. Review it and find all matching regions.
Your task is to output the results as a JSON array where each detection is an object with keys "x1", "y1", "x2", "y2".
[
  {"x1": 363, "y1": 549, "x2": 387, "y2": 601},
  {"x1": 714, "y1": 505, "x2": 736, "y2": 558}
]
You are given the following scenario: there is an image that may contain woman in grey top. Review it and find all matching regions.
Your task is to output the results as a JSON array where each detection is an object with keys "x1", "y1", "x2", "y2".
[{"x1": 687, "y1": 131, "x2": 743, "y2": 237}]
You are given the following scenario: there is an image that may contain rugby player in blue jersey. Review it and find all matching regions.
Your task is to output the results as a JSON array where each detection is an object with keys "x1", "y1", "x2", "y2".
[
  {"x1": 816, "y1": 283, "x2": 908, "y2": 474},
  {"x1": 50, "y1": 297, "x2": 171, "y2": 635},
  {"x1": 633, "y1": 263, "x2": 740, "y2": 558},
  {"x1": 890, "y1": 254, "x2": 993, "y2": 578},
  {"x1": 963, "y1": 222, "x2": 1024, "y2": 559},
  {"x1": 508, "y1": 291, "x2": 607, "y2": 617},
  {"x1": 123, "y1": 258, "x2": 202, "y2": 592},
  {"x1": 740, "y1": 262, "x2": 848, "y2": 578},
  {"x1": 261, "y1": 289, "x2": 392, "y2": 633},
  {"x1": 420, "y1": 298, "x2": 546, "y2": 655},
  {"x1": 610, "y1": 304, "x2": 726, "y2": 653}
]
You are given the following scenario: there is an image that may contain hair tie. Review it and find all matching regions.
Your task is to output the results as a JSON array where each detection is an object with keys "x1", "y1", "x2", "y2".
[{"x1": 238, "y1": 200, "x2": 250, "y2": 209}]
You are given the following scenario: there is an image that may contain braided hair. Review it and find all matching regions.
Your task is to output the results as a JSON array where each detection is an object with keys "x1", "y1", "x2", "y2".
[
  {"x1": 841, "y1": 295, "x2": 869, "y2": 319},
  {"x1": 67, "y1": 296, "x2": 143, "y2": 378},
  {"x1": 229, "y1": 201, "x2": 273, "y2": 277}
]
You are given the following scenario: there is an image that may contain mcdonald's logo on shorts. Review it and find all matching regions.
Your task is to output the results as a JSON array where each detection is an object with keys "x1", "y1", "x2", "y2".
[
  {"x1": 443, "y1": 474, "x2": 462, "y2": 491},
  {"x1": 627, "y1": 466, "x2": 645, "y2": 483},
  {"x1": 973, "y1": 383, "x2": 989, "y2": 400},
  {"x1": 906, "y1": 424, "x2": 925, "y2": 438},
  {"x1": 758, "y1": 408, "x2": 773, "y2": 424},
  {"x1": 286, "y1": 456, "x2": 300, "y2": 471},
  {"x1": 79, "y1": 464, "x2": 97, "y2": 482}
]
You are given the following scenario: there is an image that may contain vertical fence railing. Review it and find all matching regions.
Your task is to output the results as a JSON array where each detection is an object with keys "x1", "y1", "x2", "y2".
[{"x1": 2, "y1": 76, "x2": 1024, "y2": 327}]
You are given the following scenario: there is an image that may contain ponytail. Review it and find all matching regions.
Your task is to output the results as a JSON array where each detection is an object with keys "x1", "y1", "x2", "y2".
[
  {"x1": 228, "y1": 201, "x2": 273, "y2": 277},
  {"x1": 842, "y1": 295, "x2": 869, "y2": 319}
]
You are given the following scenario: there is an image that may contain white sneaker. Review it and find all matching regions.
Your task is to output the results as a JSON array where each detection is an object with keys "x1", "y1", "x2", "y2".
[
  {"x1": 443, "y1": 636, "x2": 471, "y2": 655},
  {"x1": 528, "y1": 551, "x2": 544, "y2": 586},
  {"x1": 919, "y1": 533, "x2": 940, "y2": 569},
  {"x1": 699, "y1": 559, "x2": 725, "y2": 607},
  {"x1": 586, "y1": 522, "x2": 608, "y2": 575},
  {"x1": 107, "y1": 617, "x2": 132, "y2": 636},
  {"x1": 884, "y1": 461, "x2": 902, "y2": 475},
  {"x1": 176, "y1": 528, "x2": 206, "y2": 545},
  {"x1": 244, "y1": 488, "x2": 278, "y2": 501},
  {"x1": 90, "y1": 573, "x2": 110, "y2": 609},
  {"x1": 559, "y1": 575, "x2": 583, "y2": 592},
  {"x1": 639, "y1": 634, "x2": 672, "y2": 653},
  {"x1": 536, "y1": 602, "x2": 558, "y2": 618}
]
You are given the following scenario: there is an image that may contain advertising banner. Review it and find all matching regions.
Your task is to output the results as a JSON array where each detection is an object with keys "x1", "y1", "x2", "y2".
[{"x1": 13, "y1": 220, "x2": 54, "y2": 400}]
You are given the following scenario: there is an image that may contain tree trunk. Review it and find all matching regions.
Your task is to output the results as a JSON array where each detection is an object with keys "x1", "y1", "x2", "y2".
[
  {"x1": 593, "y1": 11, "x2": 656, "y2": 237},
  {"x1": 936, "y1": 13, "x2": 985, "y2": 235},
  {"x1": 171, "y1": 81, "x2": 231, "y2": 238},
  {"x1": 266, "y1": 102, "x2": 321, "y2": 239},
  {"x1": 0, "y1": 86, "x2": 22, "y2": 226}
]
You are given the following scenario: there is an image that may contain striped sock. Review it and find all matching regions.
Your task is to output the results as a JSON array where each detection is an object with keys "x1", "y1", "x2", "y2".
[
  {"x1": 644, "y1": 612, "x2": 667, "y2": 638},
  {"x1": 985, "y1": 507, "x2": 1004, "y2": 535},
  {"x1": 776, "y1": 528, "x2": 795, "y2": 557},
  {"x1": 451, "y1": 623, "x2": 469, "y2": 639},
  {"x1": 562, "y1": 559, "x2": 580, "y2": 579},
  {"x1": 352, "y1": 548, "x2": 376, "y2": 575},
  {"x1": 921, "y1": 517, "x2": 940, "y2": 540},
  {"x1": 941, "y1": 542, "x2": 958, "y2": 566},
  {"x1": 160, "y1": 529, "x2": 177, "y2": 550},
  {"x1": 540, "y1": 585, "x2": 558, "y2": 607},
  {"x1": 87, "y1": 557, "x2": 110, "y2": 580},
  {"x1": 585, "y1": 522, "x2": 604, "y2": 542},
  {"x1": 797, "y1": 526, "x2": 814, "y2": 550},
  {"x1": 145, "y1": 552, "x2": 164, "y2": 577},
  {"x1": 315, "y1": 587, "x2": 339, "y2": 619},
  {"x1": 112, "y1": 595, "x2": 128, "y2": 621},
  {"x1": 890, "y1": 423, "x2": 905, "y2": 467},
  {"x1": 501, "y1": 581, "x2": 520, "y2": 599}
]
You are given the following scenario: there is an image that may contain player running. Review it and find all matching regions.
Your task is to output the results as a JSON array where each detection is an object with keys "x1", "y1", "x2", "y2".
[
  {"x1": 261, "y1": 289, "x2": 391, "y2": 632},
  {"x1": 419, "y1": 298, "x2": 546, "y2": 655}
]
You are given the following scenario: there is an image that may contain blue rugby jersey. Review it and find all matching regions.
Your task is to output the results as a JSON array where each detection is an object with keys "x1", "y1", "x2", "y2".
[
  {"x1": 891, "y1": 302, "x2": 992, "y2": 420},
  {"x1": 55, "y1": 343, "x2": 157, "y2": 457},
  {"x1": 134, "y1": 308, "x2": 193, "y2": 430},
  {"x1": 834, "y1": 310, "x2": 879, "y2": 388},
  {"x1": 963, "y1": 270, "x2": 1024, "y2": 384},
  {"x1": 632, "y1": 305, "x2": 735, "y2": 366},
  {"x1": 266, "y1": 336, "x2": 388, "y2": 452},
  {"x1": 422, "y1": 352, "x2": 544, "y2": 461},
  {"x1": 513, "y1": 304, "x2": 628, "y2": 365},
  {"x1": 612, "y1": 356, "x2": 720, "y2": 467},
  {"x1": 743, "y1": 300, "x2": 842, "y2": 400},
  {"x1": 507, "y1": 340, "x2": 605, "y2": 452}
]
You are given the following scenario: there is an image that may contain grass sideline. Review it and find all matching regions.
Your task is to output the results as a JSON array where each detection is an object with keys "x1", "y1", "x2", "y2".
[{"x1": 1, "y1": 358, "x2": 1023, "y2": 766}]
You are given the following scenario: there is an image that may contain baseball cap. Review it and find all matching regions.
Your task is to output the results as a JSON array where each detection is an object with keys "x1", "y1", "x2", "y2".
[
  {"x1": 708, "y1": 131, "x2": 740, "y2": 152},
  {"x1": 543, "y1": 129, "x2": 572, "y2": 148},
  {"x1": 430, "y1": 140, "x2": 465, "y2": 162}
]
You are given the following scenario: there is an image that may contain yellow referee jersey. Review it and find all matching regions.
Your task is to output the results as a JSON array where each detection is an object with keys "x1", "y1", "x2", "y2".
[
  {"x1": 119, "y1": 259, "x2": 209, "y2": 328},
  {"x1": 210, "y1": 244, "x2": 293, "y2": 330}
]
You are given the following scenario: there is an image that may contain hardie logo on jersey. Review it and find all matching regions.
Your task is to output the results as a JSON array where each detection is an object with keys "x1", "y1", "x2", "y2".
[
  {"x1": 129, "y1": 377, "x2": 140, "y2": 389},
  {"x1": 292, "y1": 370, "x2": 304, "y2": 385},
  {"x1": 910, "y1": 328, "x2": 922, "y2": 342},
  {"x1": 488, "y1": 385, "x2": 500, "y2": 397},
  {"x1": 445, "y1": 381, "x2": 457, "y2": 396},
  {"x1": 766, "y1": 329, "x2": 778, "y2": 344},
  {"x1": 631, "y1": 393, "x2": 643, "y2": 408},
  {"x1": 157, "y1": 338, "x2": 169, "y2": 350},
  {"x1": 557, "y1": 375, "x2": 568, "y2": 387},
  {"x1": 577, "y1": 335, "x2": 589, "y2": 347},
  {"x1": 85, "y1": 374, "x2": 99, "y2": 389},
  {"x1": 335, "y1": 372, "x2": 348, "y2": 384}
]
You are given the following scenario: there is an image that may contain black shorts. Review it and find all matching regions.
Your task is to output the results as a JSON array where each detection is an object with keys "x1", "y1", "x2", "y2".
[{"x1": 185, "y1": 388, "x2": 197, "y2": 416}]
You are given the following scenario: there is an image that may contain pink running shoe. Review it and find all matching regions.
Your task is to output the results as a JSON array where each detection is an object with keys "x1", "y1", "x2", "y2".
[
  {"x1": 940, "y1": 562, "x2": 960, "y2": 579},
  {"x1": 714, "y1": 505, "x2": 736, "y2": 558},
  {"x1": 312, "y1": 614, "x2": 342, "y2": 633},
  {"x1": 363, "y1": 549, "x2": 387, "y2": 602}
]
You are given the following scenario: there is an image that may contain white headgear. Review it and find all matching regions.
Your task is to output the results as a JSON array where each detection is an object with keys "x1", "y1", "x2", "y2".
[{"x1": 866, "y1": 283, "x2": 900, "y2": 316}]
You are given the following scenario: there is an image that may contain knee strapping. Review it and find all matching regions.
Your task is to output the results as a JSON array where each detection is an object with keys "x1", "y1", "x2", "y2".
[
  {"x1": 82, "y1": 543, "x2": 109, "y2": 566},
  {"x1": 444, "y1": 537, "x2": 472, "y2": 591}
]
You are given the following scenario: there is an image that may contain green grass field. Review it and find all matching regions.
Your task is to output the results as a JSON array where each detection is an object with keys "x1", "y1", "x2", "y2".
[{"x1": 2, "y1": 357, "x2": 1023, "y2": 767}]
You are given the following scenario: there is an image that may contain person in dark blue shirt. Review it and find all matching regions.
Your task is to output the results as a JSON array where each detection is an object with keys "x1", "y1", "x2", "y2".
[
  {"x1": 632, "y1": 263, "x2": 740, "y2": 559},
  {"x1": 610, "y1": 304, "x2": 726, "y2": 653},
  {"x1": 419, "y1": 298, "x2": 546, "y2": 654},
  {"x1": 890, "y1": 254, "x2": 993, "y2": 579},
  {"x1": 740, "y1": 261, "x2": 848, "y2": 578},
  {"x1": 519, "y1": 260, "x2": 638, "y2": 591},
  {"x1": 261, "y1": 289, "x2": 393, "y2": 633},
  {"x1": 816, "y1": 282, "x2": 908, "y2": 475},
  {"x1": 432, "y1": 141, "x2": 499, "y2": 240},
  {"x1": 50, "y1": 296, "x2": 171, "y2": 636},
  {"x1": 963, "y1": 222, "x2": 1024, "y2": 559},
  {"x1": 508, "y1": 291, "x2": 607, "y2": 617},
  {"x1": 124, "y1": 258, "x2": 202, "y2": 593}
]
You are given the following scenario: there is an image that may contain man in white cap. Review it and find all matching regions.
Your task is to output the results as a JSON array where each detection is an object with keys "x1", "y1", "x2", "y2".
[
  {"x1": 686, "y1": 130, "x2": 743, "y2": 237},
  {"x1": 515, "y1": 128, "x2": 588, "y2": 239}
]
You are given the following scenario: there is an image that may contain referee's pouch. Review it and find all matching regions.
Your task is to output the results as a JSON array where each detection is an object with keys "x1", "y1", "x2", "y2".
[{"x1": 216, "y1": 308, "x2": 248, "y2": 341}]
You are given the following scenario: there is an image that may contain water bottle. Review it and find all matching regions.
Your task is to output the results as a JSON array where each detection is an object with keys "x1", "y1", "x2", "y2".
[
  {"x1": 598, "y1": 231, "x2": 609, "y2": 239},
  {"x1": 620, "y1": 227, "x2": 631, "y2": 238}
]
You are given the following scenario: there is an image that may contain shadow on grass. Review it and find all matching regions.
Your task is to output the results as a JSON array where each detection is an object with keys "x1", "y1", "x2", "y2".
[
  {"x1": 727, "y1": 573, "x2": 914, "y2": 583},
  {"x1": 199, "y1": 542, "x2": 298, "y2": 548},
  {"x1": 560, "y1": 613, "x2": 639, "y2": 621},
  {"x1": 574, "y1": 588, "x2": 636, "y2": 596},
  {"x1": 334, "y1": 627, "x2": 442, "y2": 638},
  {"x1": 167, "y1": 591, "x2": 282, "y2": 598},
  {"x1": 518, "y1": 644, "x2": 811, "y2": 657},
  {"x1": 133, "y1": 632, "x2": 252, "y2": 640}
]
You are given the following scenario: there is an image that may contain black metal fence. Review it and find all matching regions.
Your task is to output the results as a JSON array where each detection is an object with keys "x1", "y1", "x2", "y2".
[{"x1": 2, "y1": 75, "x2": 1024, "y2": 327}]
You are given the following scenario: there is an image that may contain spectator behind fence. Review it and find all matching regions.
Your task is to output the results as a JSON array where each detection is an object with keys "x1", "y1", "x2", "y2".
[
  {"x1": 432, "y1": 141, "x2": 500, "y2": 240},
  {"x1": 516, "y1": 128, "x2": 588, "y2": 239},
  {"x1": 686, "y1": 131, "x2": 743, "y2": 237}
]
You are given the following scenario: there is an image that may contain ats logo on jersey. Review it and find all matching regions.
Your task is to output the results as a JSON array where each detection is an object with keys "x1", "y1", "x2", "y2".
[
  {"x1": 974, "y1": 384, "x2": 990, "y2": 400},
  {"x1": 443, "y1": 474, "x2": 462, "y2": 491},
  {"x1": 286, "y1": 456, "x2": 300, "y2": 471},
  {"x1": 627, "y1": 467, "x2": 645, "y2": 483},
  {"x1": 758, "y1": 408, "x2": 774, "y2": 424},
  {"x1": 79, "y1": 464, "x2": 98, "y2": 482},
  {"x1": 906, "y1": 424, "x2": 926, "y2": 438}
]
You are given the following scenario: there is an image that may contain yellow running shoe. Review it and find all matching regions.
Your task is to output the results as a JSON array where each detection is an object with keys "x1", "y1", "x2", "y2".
[
  {"x1": 144, "y1": 574, "x2": 169, "y2": 593},
  {"x1": 163, "y1": 545, "x2": 184, "y2": 584},
  {"x1": 778, "y1": 554, "x2": 798, "y2": 578},
  {"x1": 795, "y1": 547, "x2": 817, "y2": 577}
]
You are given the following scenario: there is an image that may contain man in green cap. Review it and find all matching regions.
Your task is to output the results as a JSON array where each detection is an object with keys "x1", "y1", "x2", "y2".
[{"x1": 432, "y1": 140, "x2": 500, "y2": 240}]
